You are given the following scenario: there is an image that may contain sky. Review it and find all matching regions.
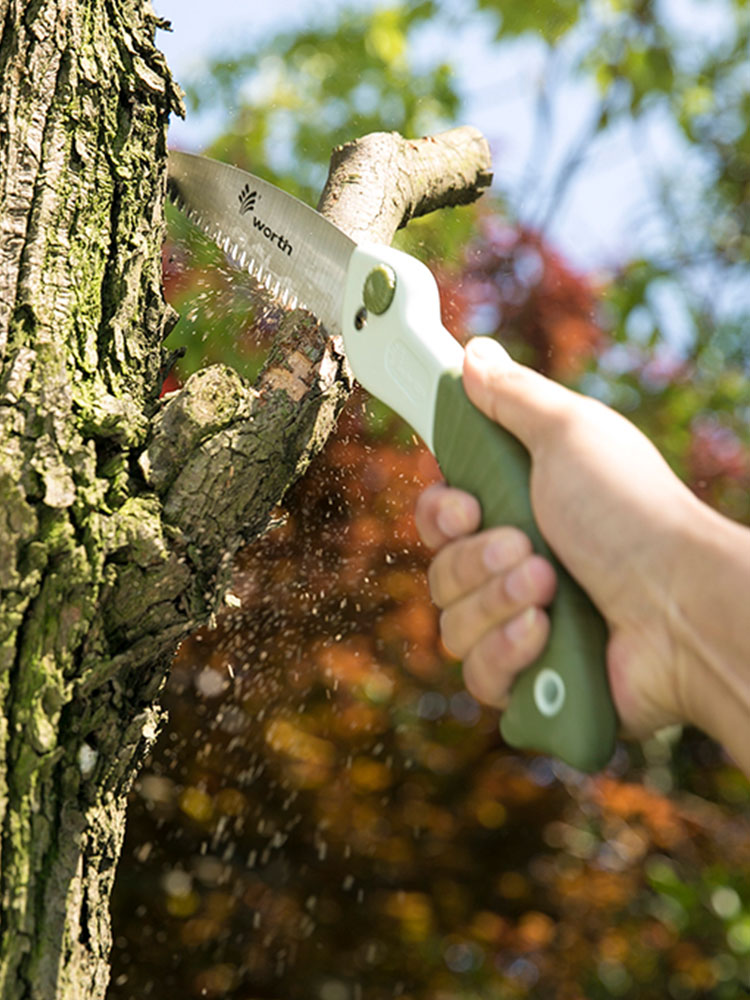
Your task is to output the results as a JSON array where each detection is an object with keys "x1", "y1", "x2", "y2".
[{"x1": 149, "y1": 0, "x2": 707, "y2": 276}]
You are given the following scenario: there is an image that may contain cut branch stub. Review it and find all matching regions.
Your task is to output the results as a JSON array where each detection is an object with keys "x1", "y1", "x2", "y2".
[{"x1": 317, "y1": 126, "x2": 493, "y2": 243}]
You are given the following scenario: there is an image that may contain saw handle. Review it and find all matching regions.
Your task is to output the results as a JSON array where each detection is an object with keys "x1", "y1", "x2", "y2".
[
  {"x1": 432, "y1": 369, "x2": 617, "y2": 772},
  {"x1": 341, "y1": 242, "x2": 616, "y2": 771}
]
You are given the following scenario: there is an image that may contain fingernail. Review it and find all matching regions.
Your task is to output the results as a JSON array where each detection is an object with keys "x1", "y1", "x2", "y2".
[
  {"x1": 466, "y1": 337, "x2": 510, "y2": 365},
  {"x1": 436, "y1": 497, "x2": 474, "y2": 538},
  {"x1": 505, "y1": 560, "x2": 539, "y2": 603},
  {"x1": 483, "y1": 536, "x2": 523, "y2": 573},
  {"x1": 505, "y1": 607, "x2": 537, "y2": 646}
]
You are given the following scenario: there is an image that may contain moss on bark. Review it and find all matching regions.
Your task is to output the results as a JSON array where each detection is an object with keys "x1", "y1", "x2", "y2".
[{"x1": 0, "y1": 1, "x2": 182, "y2": 995}]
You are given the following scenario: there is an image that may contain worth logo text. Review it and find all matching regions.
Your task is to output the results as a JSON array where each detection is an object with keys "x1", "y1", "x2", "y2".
[{"x1": 238, "y1": 184, "x2": 293, "y2": 257}]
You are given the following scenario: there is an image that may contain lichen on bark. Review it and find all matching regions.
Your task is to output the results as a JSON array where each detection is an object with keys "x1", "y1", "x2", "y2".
[{"x1": 0, "y1": 0, "x2": 183, "y2": 995}]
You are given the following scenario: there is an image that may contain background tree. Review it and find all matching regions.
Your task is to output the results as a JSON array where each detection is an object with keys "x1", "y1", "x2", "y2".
[
  {"x1": 110, "y1": 2, "x2": 750, "y2": 999},
  {"x1": 0, "y1": 2, "x2": 488, "y2": 998}
]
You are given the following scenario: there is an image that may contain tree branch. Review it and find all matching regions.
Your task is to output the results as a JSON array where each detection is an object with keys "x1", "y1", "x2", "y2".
[
  {"x1": 139, "y1": 126, "x2": 493, "y2": 592},
  {"x1": 318, "y1": 126, "x2": 493, "y2": 242}
]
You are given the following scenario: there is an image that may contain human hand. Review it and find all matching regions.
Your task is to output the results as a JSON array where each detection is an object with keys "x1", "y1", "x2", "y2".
[{"x1": 416, "y1": 337, "x2": 715, "y2": 743}]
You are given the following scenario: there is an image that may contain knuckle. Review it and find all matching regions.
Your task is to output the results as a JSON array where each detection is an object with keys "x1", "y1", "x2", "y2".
[
  {"x1": 428, "y1": 538, "x2": 472, "y2": 607},
  {"x1": 529, "y1": 555, "x2": 557, "y2": 604},
  {"x1": 480, "y1": 526, "x2": 532, "y2": 578},
  {"x1": 476, "y1": 625, "x2": 512, "y2": 674},
  {"x1": 478, "y1": 572, "x2": 512, "y2": 618},
  {"x1": 415, "y1": 483, "x2": 449, "y2": 547},
  {"x1": 439, "y1": 608, "x2": 466, "y2": 659},
  {"x1": 504, "y1": 607, "x2": 550, "y2": 661},
  {"x1": 497, "y1": 525, "x2": 533, "y2": 560},
  {"x1": 451, "y1": 540, "x2": 481, "y2": 592},
  {"x1": 463, "y1": 635, "x2": 511, "y2": 706},
  {"x1": 427, "y1": 560, "x2": 447, "y2": 607}
]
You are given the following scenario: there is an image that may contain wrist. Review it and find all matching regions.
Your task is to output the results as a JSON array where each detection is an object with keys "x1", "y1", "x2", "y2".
[{"x1": 670, "y1": 500, "x2": 750, "y2": 771}]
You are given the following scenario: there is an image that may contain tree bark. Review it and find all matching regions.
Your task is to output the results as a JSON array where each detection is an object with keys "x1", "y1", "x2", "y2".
[{"x1": 0, "y1": 1, "x2": 492, "y2": 996}]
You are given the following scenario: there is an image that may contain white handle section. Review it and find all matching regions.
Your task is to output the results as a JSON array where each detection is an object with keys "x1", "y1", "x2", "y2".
[{"x1": 341, "y1": 243, "x2": 463, "y2": 452}]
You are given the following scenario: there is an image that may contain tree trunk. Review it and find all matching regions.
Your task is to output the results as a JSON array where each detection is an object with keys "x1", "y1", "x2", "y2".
[
  {"x1": 0, "y1": 2, "x2": 491, "y2": 997},
  {"x1": 0, "y1": 1, "x2": 182, "y2": 995}
]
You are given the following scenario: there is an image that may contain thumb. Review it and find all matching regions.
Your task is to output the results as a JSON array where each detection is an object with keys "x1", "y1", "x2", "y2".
[{"x1": 462, "y1": 337, "x2": 571, "y2": 452}]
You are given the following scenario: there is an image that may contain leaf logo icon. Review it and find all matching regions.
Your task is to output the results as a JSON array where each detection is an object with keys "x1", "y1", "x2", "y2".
[{"x1": 238, "y1": 184, "x2": 258, "y2": 215}]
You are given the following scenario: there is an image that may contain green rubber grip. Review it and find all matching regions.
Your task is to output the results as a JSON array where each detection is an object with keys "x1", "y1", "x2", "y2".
[{"x1": 432, "y1": 370, "x2": 617, "y2": 772}]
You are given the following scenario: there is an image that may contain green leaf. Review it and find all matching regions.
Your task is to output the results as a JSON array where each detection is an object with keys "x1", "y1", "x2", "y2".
[{"x1": 477, "y1": 0, "x2": 583, "y2": 41}]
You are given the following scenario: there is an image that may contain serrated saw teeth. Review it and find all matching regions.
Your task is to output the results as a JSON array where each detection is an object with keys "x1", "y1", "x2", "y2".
[{"x1": 167, "y1": 151, "x2": 354, "y2": 332}]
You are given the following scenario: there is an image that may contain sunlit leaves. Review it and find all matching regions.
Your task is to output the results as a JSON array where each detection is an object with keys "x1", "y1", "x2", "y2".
[
  {"x1": 477, "y1": 0, "x2": 582, "y2": 42},
  {"x1": 366, "y1": 6, "x2": 408, "y2": 67},
  {"x1": 580, "y1": 0, "x2": 750, "y2": 288},
  {"x1": 184, "y1": 3, "x2": 458, "y2": 202}
]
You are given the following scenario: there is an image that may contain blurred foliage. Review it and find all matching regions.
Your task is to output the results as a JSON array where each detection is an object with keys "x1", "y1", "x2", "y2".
[
  {"x1": 477, "y1": 0, "x2": 583, "y2": 43},
  {"x1": 111, "y1": 399, "x2": 750, "y2": 1000},
  {"x1": 574, "y1": 0, "x2": 750, "y2": 365},
  {"x1": 182, "y1": 1, "x2": 459, "y2": 201},
  {"x1": 112, "y1": 0, "x2": 750, "y2": 997}
]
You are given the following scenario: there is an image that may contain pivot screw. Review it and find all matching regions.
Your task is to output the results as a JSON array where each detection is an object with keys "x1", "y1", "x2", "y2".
[
  {"x1": 362, "y1": 264, "x2": 397, "y2": 315},
  {"x1": 354, "y1": 307, "x2": 368, "y2": 330}
]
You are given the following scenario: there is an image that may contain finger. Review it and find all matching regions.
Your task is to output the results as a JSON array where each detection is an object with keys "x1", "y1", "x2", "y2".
[
  {"x1": 462, "y1": 607, "x2": 551, "y2": 708},
  {"x1": 427, "y1": 525, "x2": 532, "y2": 608},
  {"x1": 439, "y1": 554, "x2": 556, "y2": 658},
  {"x1": 462, "y1": 337, "x2": 574, "y2": 453},
  {"x1": 414, "y1": 483, "x2": 481, "y2": 551}
]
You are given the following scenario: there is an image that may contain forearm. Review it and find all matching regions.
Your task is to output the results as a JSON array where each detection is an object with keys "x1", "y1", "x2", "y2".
[{"x1": 675, "y1": 503, "x2": 750, "y2": 773}]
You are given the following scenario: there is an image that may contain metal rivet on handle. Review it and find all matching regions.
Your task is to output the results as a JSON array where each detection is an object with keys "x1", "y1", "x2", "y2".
[
  {"x1": 362, "y1": 265, "x2": 397, "y2": 315},
  {"x1": 354, "y1": 307, "x2": 368, "y2": 330},
  {"x1": 534, "y1": 668, "x2": 566, "y2": 717}
]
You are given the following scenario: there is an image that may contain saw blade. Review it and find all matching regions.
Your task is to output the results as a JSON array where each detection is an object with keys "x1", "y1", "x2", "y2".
[{"x1": 167, "y1": 151, "x2": 357, "y2": 334}]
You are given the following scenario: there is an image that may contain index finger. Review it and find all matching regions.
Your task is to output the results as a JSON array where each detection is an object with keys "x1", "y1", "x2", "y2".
[{"x1": 415, "y1": 483, "x2": 482, "y2": 550}]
